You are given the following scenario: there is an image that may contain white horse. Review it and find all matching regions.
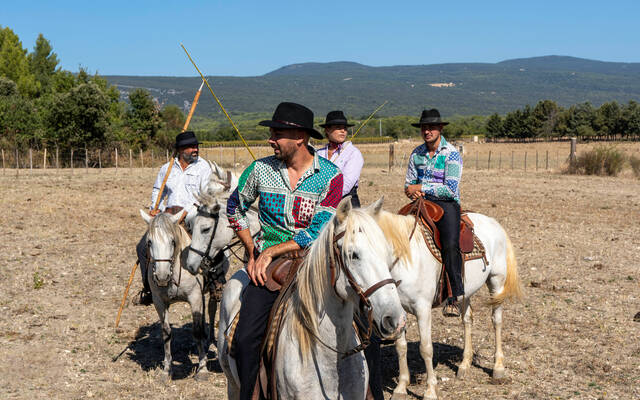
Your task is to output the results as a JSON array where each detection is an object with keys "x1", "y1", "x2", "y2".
[
  {"x1": 374, "y1": 208, "x2": 523, "y2": 400},
  {"x1": 139, "y1": 211, "x2": 209, "y2": 381},
  {"x1": 184, "y1": 160, "x2": 260, "y2": 343},
  {"x1": 218, "y1": 198, "x2": 407, "y2": 400}
]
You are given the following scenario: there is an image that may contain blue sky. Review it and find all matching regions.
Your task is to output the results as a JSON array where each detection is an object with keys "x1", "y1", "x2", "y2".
[{"x1": 3, "y1": 0, "x2": 639, "y2": 76}]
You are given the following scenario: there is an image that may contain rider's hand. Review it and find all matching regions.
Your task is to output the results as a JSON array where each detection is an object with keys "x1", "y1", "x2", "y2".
[
  {"x1": 405, "y1": 184, "x2": 424, "y2": 201},
  {"x1": 149, "y1": 209, "x2": 160, "y2": 217},
  {"x1": 246, "y1": 253, "x2": 258, "y2": 285},
  {"x1": 252, "y1": 248, "x2": 273, "y2": 287}
]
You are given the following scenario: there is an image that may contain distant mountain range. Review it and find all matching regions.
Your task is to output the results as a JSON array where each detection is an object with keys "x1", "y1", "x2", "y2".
[{"x1": 104, "y1": 56, "x2": 640, "y2": 118}]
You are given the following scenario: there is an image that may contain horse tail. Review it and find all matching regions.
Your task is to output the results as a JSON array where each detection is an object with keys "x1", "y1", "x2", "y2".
[{"x1": 489, "y1": 232, "x2": 523, "y2": 306}]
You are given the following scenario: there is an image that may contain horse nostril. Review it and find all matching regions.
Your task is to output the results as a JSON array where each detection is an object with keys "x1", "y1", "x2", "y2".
[{"x1": 381, "y1": 315, "x2": 395, "y2": 336}]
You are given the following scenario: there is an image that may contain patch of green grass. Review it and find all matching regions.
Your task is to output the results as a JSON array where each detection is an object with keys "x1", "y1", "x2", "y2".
[{"x1": 33, "y1": 271, "x2": 44, "y2": 290}]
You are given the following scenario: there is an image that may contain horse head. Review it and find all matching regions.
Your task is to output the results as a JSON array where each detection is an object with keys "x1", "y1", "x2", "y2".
[
  {"x1": 140, "y1": 210, "x2": 182, "y2": 287},
  {"x1": 185, "y1": 162, "x2": 236, "y2": 275}
]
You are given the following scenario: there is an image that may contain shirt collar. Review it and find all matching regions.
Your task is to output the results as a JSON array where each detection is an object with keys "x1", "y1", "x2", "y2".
[{"x1": 277, "y1": 145, "x2": 320, "y2": 191}]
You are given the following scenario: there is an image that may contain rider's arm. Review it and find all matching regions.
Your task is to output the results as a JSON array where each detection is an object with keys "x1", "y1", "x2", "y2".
[
  {"x1": 341, "y1": 147, "x2": 364, "y2": 197},
  {"x1": 292, "y1": 172, "x2": 343, "y2": 249},
  {"x1": 227, "y1": 161, "x2": 259, "y2": 232}
]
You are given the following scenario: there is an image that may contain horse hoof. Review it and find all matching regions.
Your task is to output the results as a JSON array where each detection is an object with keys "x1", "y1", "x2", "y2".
[
  {"x1": 390, "y1": 393, "x2": 407, "y2": 400},
  {"x1": 492, "y1": 367, "x2": 506, "y2": 380},
  {"x1": 154, "y1": 369, "x2": 172, "y2": 384},
  {"x1": 423, "y1": 387, "x2": 439, "y2": 400},
  {"x1": 456, "y1": 366, "x2": 468, "y2": 380}
]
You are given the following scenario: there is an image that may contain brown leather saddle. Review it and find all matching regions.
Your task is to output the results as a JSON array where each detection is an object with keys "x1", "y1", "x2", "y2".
[{"x1": 398, "y1": 198, "x2": 475, "y2": 253}]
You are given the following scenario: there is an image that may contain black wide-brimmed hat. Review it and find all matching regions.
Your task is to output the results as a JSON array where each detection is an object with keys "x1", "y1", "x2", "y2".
[
  {"x1": 411, "y1": 109, "x2": 449, "y2": 127},
  {"x1": 259, "y1": 102, "x2": 323, "y2": 140},
  {"x1": 319, "y1": 110, "x2": 355, "y2": 128},
  {"x1": 175, "y1": 131, "x2": 200, "y2": 148}
]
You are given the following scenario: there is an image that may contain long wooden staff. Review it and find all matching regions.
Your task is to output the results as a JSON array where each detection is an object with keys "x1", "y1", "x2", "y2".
[
  {"x1": 351, "y1": 100, "x2": 388, "y2": 139},
  {"x1": 115, "y1": 81, "x2": 204, "y2": 330},
  {"x1": 180, "y1": 43, "x2": 256, "y2": 161}
]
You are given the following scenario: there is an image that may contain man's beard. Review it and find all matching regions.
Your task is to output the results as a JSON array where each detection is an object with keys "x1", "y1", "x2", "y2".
[{"x1": 182, "y1": 151, "x2": 198, "y2": 164}]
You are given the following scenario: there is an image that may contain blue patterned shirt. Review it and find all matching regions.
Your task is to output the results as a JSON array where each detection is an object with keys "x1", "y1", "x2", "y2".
[
  {"x1": 404, "y1": 136, "x2": 462, "y2": 203},
  {"x1": 227, "y1": 148, "x2": 343, "y2": 251}
]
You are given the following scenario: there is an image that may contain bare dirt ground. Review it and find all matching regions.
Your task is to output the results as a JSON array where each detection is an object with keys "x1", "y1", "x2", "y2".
[{"x1": 1, "y1": 141, "x2": 639, "y2": 399}]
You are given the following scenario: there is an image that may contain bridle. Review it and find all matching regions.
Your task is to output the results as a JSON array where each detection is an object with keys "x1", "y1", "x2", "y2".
[
  {"x1": 307, "y1": 229, "x2": 399, "y2": 358},
  {"x1": 146, "y1": 238, "x2": 180, "y2": 286},
  {"x1": 186, "y1": 205, "x2": 222, "y2": 275}
]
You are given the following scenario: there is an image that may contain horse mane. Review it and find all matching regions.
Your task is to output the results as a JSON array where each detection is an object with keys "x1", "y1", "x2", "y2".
[
  {"x1": 148, "y1": 213, "x2": 190, "y2": 261},
  {"x1": 376, "y1": 210, "x2": 416, "y2": 264},
  {"x1": 290, "y1": 208, "x2": 392, "y2": 359}
]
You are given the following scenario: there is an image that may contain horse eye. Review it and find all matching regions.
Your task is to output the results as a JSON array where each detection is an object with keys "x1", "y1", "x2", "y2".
[
  {"x1": 351, "y1": 252, "x2": 360, "y2": 260},
  {"x1": 202, "y1": 226, "x2": 211, "y2": 233}
]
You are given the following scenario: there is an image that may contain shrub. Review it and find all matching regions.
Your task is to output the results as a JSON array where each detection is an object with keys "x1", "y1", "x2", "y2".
[
  {"x1": 569, "y1": 146, "x2": 626, "y2": 176},
  {"x1": 630, "y1": 155, "x2": 640, "y2": 178}
]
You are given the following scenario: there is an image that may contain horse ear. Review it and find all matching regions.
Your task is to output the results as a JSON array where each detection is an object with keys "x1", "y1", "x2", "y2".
[
  {"x1": 365, "y1": 196, "x2": 385, "y2": 217},
  {"x1": 208, "y1": 159, "x2": 224, "y2": 180},
  {"x1": 140, "y1": 209, "x2": 153, "y2": 225},
  {"x1": 334, "y1": 197, "x2": 352, "y2": 225}
]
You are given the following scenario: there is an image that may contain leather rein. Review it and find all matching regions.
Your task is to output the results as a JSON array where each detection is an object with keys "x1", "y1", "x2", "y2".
[{"x1": 308, "y1": 229, "x2": 398, "y2": 359}]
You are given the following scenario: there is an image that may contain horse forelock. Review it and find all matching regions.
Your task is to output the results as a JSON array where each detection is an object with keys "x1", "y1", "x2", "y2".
[
  {"x1": 148, "y1": 213, "x2": 188, "y2": 259},
  {"x1": 377, "y1": 210, "x2": 414, "y2": 264}
]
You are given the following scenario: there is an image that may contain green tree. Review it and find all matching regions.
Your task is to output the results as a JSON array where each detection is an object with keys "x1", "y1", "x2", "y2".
[
  {"x1": 45, "y1": 83, "x2": 109, "y2": 149},
  {"x1": 0, "y1": 76, "x2": 18, "y2": 96},
  {"x1": 125, "y1": 88, "x2": 161, "y2": 148},
  {"x1": 621, "y1": 100, "x2": 640, "y2": 138},
  {"x1": 485, "y1": 113, "x2": 503, "y2": 139},
  {"x1": 0, "y1": 94, "x2": 40, "y2": 147},
  {"x1": 27, "y1": 34, "x2": 59, "y2": 95},
  {"x1": 593, "y1": 101, "x2": 622, "y2": 138},
  {"x1": 532, "y1": 100, "x2": 561, "y2": 138},
  {"x1": 0, "y1": 26, "x2": 39, "y2": 97}
]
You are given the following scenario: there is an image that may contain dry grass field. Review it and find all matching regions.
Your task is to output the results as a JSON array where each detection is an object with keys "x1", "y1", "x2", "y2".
[{"x1": 1, "y1": 140, "x2": 639, "y2": 399}]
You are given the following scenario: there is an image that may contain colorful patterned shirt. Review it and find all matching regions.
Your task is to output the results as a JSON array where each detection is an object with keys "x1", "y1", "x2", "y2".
[
  {"x1": 404, "y1": 136, "x2": 462, "y2": 203},
  {"x1": 227, "y1": 148, "x2": 343, "y2": 252}
]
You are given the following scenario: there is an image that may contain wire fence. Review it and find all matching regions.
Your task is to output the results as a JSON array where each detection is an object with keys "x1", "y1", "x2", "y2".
[{"x1": 0, "y1": 140, "x2": 583, "y2": 176}]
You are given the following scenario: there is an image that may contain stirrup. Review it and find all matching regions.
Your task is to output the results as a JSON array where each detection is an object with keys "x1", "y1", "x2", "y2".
[
  {"x1": 132, "y1": 290, "x2": 153, "y2": 306},
  {"x1": 442, "y1": 298, "x2": 461, "y2": 317}
]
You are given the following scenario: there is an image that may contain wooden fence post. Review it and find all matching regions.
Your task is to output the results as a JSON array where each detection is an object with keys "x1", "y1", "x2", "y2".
[
  {"x1": 139, "y1": 148, "x2": 143, "y2": 168},
  {"x1": 1, "y1": 149, "x2": 4, "y2": 175},
  {"x1": 388, "y1": 143, "x2": 395, "y2": 172},
  {"x1": 85, "y1": 146, "x2": 88, "y2": 173},
  {"x1": 524, "y1": 152, "x2": 528, "y2": 171},
  {"x1": 56, "y1": 146, "x2": 59, "y2": 173},
  {"x1": 487, "y1": 150, "x2": 492, "y2": 170},
  {"x1": 71, "y1": 149, "x2": 74, "y2": 174},
  {"x1": 129, "y1": 149, "x2": 132, "y2": 170},
  {"x1": 43, "y1": 148, "x2": 47, "y2": 170},
  {"x1": 115, "y1": 148, "x2": 118, "y2": 173},
  {"x1": 29, "y1": 148, "x2": 33, "y2": 173},
  {"x1": 15, "y1": 149, "x2": 19, "y2": 177},
  {"x1": 570, "y1": 137, "x2": 577, "y2": 167},
  {"x1": 546, "y1": 150, "x2": 549, "y2": 170},
  {"x1": 98, "y1": 149, "x2": 102, "y2": 172}
]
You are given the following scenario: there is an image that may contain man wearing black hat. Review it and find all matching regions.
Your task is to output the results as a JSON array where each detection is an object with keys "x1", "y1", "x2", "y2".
[
  {"x1": 226, "y1": 102, "x2": 343, "y2": 400},
  {"x1": 133, "y1": 131, "x2": 213, "y2": 305},
  {"x1": 317, "y1": 110, "x2": 364, "y2": 207},
  {"x1": 404, "y1": 109, "x2": 465, "y2": 317}
]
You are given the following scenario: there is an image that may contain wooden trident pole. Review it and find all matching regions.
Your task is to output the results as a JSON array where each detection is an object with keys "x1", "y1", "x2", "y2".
[
  {"x1": 115, "y1": 81, "x2": 204, "y2": 330},
  {"x1": 351, "y1": 100, "x2": 388, "y2": 139}
]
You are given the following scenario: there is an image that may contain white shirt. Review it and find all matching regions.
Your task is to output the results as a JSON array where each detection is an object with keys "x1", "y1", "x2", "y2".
[{"x1": 150, "y1": 157, "x2": 212, "y2": 220}]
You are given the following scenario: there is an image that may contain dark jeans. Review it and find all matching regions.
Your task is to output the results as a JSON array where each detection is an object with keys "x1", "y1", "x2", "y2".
[
  {"x1": 136, "y1": 233, "x2": 151, "y2": 292},
  {"x1": 360, "y1": 315, "x2": 383, "y2": 400},
  {"x1": 234, "y1": 282, "x2": 279, "y2": 400},
  {"x1": 425, "y1": 195, "x2": 464, "y2": 298}
]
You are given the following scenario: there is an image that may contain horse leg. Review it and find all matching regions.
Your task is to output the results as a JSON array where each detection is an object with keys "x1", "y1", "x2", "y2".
[
  {"x1": 491, "y1": 304, "x2": 506, "y2": 380},
  {"x1": 153, "y1": 300, "x2": 173, "y2": 380},
  {"x1": 190, "y1": 291, "x2": 209, "y2": 380},
  {"x1": 456, "y1": 298, "x2": 473, "y2": 380},
  {"x1": 417, "y1": 308, "x2": 438, "y2": 400},
  {"x1": 391, "y1": 330, "x2": 409, "y2": 400}
]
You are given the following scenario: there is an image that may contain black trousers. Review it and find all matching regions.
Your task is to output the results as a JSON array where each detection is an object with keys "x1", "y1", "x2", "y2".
[
  {"x1": 425, "y1": 195, "x2": 464, "y2": 298},
  {"x1": 136, "y1": 233, "x2": 151, "y2": 292},
  {"x1": 234, "y1": 282, "x2": 279, "y2": 400}
]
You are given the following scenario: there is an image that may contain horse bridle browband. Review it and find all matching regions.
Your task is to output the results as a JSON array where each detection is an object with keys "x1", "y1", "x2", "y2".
[
  {"x1": 312, "y1": 229, "x2": 399, "y2": 358},
  {"x1": 146, "y1": 239, "x2": 180, "y2": 286}
]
